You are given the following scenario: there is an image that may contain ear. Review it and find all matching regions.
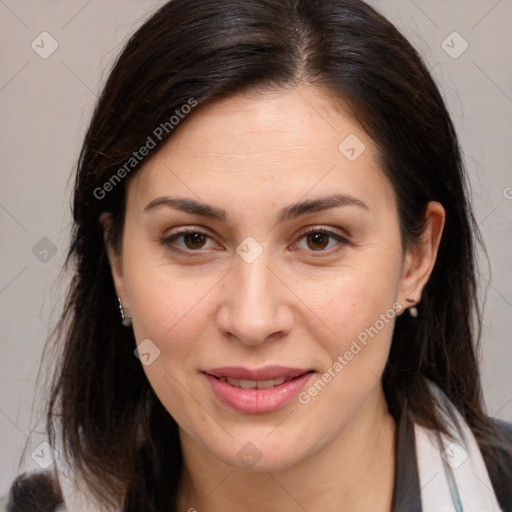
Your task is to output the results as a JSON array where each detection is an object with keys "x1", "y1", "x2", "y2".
[
  {"x1": 397, "y1": 201, "x2": 445, "y2": 314},
  {"x1": 99, "y1": 212, "x2": 129, "y2": 310}
]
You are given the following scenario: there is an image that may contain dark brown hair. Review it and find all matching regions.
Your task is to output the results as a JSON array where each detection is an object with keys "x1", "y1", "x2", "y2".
[{"x1": 42, "y1": 0, "x2": 508, "y2": 510}]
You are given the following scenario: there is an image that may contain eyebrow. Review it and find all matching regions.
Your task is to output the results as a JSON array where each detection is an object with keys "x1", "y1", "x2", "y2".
[{"x1": 143, "y1": 194, "x2": 369, "y2": 222}]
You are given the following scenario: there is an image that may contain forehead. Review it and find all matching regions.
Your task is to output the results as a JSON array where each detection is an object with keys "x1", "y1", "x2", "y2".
[{"x1": 127, "y1": 85, "x2": 395, "y2": 214}]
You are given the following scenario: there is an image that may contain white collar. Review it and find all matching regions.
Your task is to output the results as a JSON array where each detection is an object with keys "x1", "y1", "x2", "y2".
[{"x1": 415, "y1": 381, "x2": 502, "y2": 511}]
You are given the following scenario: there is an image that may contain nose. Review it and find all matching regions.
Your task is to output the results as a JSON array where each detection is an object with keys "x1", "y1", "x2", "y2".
[{"x1": 216, "y1": 252, "x2": 294, "y2": 347}]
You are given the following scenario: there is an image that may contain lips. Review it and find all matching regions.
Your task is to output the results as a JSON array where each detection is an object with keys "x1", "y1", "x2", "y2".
[{"x1": 202, "y1": 366, "x2": 315, "y2": 413}]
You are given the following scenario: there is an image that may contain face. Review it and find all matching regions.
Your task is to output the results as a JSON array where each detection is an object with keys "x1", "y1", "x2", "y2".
[{"x1": 106, "y1": 84, "x2": 440, "y2": 472}]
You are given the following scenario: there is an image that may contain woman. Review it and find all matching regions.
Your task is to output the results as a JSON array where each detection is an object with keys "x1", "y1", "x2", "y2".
[{"x1": 3, "y1": 0, "x2": 512, "y2": 510}]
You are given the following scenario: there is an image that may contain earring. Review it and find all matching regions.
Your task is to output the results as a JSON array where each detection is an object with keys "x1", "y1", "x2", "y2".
[
  {"x1": 117, "y1": 296, "x2": 132, "y2": 327},
  {"x1": 406, "y1": 298, "x2": 418, "y2": 318}
]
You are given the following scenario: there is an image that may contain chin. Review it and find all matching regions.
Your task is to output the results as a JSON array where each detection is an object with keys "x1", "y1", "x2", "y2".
[{"x1": 205, "y1": 433, "x2": 314, "y2": 473}]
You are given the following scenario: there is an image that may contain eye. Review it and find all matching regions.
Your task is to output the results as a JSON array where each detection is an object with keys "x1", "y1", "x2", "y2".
[
  {"x1": 161, "y1": 226, "x2": 350, "y2": 256},
  {"x1": 293, "y1": 227, "x2": 350, "y2": 256},
  {"x1": 161, "y1": 228, "x2": 219, "y2": 252}
]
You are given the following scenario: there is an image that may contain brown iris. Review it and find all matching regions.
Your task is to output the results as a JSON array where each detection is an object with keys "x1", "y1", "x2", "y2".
[
  {"x1": 306, "y1": 232, "x2": 330, "y2": 250},
  {"x1": 183, "y1": 232, "x2": 208, "y2": 249}
]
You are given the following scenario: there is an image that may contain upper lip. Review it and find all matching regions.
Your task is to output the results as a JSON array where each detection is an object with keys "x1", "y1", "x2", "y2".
[{"x1": 203, "y1": 366, "x2": 312, "y2": 381}]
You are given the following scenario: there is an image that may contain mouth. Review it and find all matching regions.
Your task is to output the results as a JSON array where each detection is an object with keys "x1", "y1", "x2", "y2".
[
  {"x1": 202, "y1": 366, "x2": 313, "y2": 387},
  {"x1": 212, "y1": 375, "x2": 296, "y2": 389},
  {"x1": 202, "y1": 366, "x2": 315, "y2": 413}
]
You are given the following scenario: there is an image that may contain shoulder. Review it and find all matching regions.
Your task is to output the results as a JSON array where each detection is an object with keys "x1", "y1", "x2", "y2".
[
  {"x1": 485, "y1": 418, "x2": 512, "y2": 512},
  {"x1": 1, "y1": 470, "x2": 66, "y2": 512},
  {"x1": 494, "y1": 417, "x2": 512, "y2": 441}
]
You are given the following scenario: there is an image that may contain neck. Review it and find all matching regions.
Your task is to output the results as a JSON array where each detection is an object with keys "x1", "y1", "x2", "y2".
[{"x1": 177, "y1": 386, "x2": 396, "y2": 512}]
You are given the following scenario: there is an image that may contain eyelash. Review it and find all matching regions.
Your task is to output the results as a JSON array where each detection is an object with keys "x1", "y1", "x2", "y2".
[{"x1": 160, "y1": 226, "x2": 351, "y2": 258}]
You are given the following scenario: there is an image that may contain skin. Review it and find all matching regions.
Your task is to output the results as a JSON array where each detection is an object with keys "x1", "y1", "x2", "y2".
[{"x1": 102, "y1": 84, "x2": 445, "y2": 512}]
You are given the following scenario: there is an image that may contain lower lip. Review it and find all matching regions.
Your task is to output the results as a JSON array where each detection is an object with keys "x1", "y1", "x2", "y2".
[{"x1": 203, "y1": 372, "x2": 314, "y2": 413}]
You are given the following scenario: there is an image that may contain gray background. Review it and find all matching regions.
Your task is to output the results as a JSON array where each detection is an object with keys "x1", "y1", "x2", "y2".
[{"x1": 1, "y1": 0, "x2": 511, "y2": 495}]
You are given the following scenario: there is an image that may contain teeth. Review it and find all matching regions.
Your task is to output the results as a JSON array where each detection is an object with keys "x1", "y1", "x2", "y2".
[
  {"x1": 256, "y1": 379, "x2": 274, "y2": 389},
  {"x1": 239, "y1": 379, "x2": 257, "y2": 390},
  {"x1": 219, "y1": 376, "x2": 290, "y2": 389}
]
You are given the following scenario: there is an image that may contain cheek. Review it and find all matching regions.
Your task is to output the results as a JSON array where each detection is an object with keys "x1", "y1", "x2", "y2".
[
  {"x1": 121, "y1": 230, "x2": 214, "y2": 332},
  {"x1": 128, "y1": 270, "x2": 212, "y2": 354},
  {"x1": 123, "y1": 268, "x2": 240, "y2": 442},
  {"x1": 294, "y1": 274, "x2": 399, "y2": 432},
  {"x1": 298, "y1": 258, "x2": 402, "y2": 353},
  {"x1": 313, "y1": 296, "x2": 396, "y2": 392},
  {"x1": 123, "y1": 261, "x2": 217, "y2": 431},
  {"x1": 291, "y1": 257, "x2": 402, "y2": 423}
]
